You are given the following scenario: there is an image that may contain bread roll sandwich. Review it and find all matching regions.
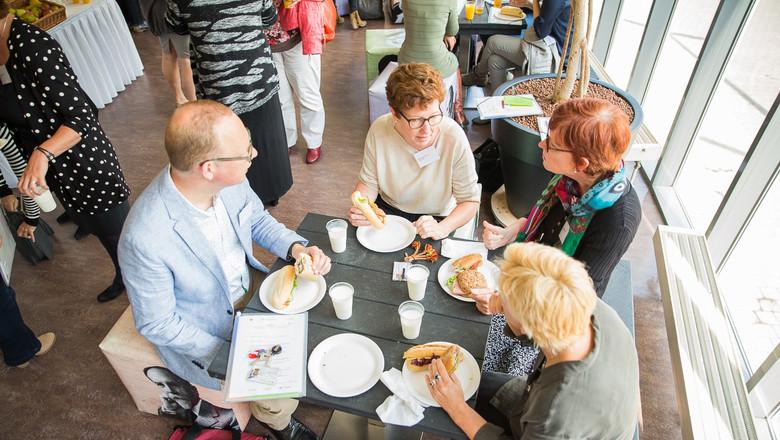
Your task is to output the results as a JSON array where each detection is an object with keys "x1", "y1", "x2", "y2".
[
  {"x1": 446, "y1": 253, "x2": 486, "y2": 296},
  {"x1": 403, "y1": 343, "x2": 463, "y2": 374},
  {"x1": 351, "y1": 191, "x2": 386, "y2": 229},
  {"x1": 294, "y1": 253, "x2": 318, "y2": 281},
  {"x1": 271, "y1": 265, "x2": 297, "y2": 309},
  {"x1": 454, "y1": 270, "x2": 487, "y2": 296}
]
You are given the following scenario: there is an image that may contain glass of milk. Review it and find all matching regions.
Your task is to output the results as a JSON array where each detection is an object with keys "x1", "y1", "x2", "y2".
[
  {"x1": 326, "y1": 219, "x2": 348, "y2": 253},
  {"x1": 34, "y1": 189, "x2": 57, "y2": 212},
  {"x1": 398, "y1": 301, "x2": 425, "y2": 339},
  {"x1": 405, "y1": 264, "x2": 429, "y2": 301},
  {"x1": 328, "y1": 282, "x2": 354, "y2": 320}
]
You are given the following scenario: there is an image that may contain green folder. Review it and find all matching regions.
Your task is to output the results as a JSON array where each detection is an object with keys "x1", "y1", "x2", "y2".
[{"x1": 502, "y1": 96, "x2": 535, "y2": 107}]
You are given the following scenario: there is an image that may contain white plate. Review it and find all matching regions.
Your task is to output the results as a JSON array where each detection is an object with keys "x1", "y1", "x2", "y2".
[
  {"x1": 356, "y1": 215, "x2": 416, "y2": 253},
  {"x1": 437, "y1": 258, "x2": 500, "y2": 303},
  {"x1": 308, "y1": 333, "x2": 384, "y2": 398},
  {"x1": 259, "y1": 268, "x2": 327, "y2": 314},
  {"x1": 494, "y1": 10, "x2": 525, "y2": 21},
  {"x1": 401, "y1": 342, "x2": 480, "y2": 407}
]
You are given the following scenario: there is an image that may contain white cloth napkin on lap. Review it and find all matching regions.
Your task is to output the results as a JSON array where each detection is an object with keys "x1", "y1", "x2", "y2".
[
  {"x1": 441, "y1": 239, "x2": 489, "y2": 260},
  {"x1": 376, "y1": 368, "x2": 427, "y2": 426}
]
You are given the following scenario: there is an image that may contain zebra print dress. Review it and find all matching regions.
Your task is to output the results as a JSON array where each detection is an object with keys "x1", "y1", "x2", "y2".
[{"x1": 166, "y1": 0, "x2": 280, "y2": 115}]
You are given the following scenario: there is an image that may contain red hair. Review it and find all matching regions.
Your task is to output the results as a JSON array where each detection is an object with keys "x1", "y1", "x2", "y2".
[{"x1": 548, "y1": 98, "x2": 631, "y2": 176}]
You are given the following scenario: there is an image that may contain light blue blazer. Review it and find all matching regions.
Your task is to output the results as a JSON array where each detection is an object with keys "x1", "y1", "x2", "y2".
[{"x1": 118, "y1": 168, "x2": 305, "y2": 389}]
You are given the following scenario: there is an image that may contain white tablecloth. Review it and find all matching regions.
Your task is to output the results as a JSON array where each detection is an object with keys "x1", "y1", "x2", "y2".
[{"x1": 48, "y1": 0, "x2": 144, "y2": 108}]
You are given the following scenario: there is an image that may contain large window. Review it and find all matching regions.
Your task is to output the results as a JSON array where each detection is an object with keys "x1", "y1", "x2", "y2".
[
  {"x1": 640, "y1": 0, "x2": 719, "y2": 146},
  {"x1": 674, "y1": 0, "x2": 780, "y2": 231},
  {"x1": 603, "y1": 0, "x2": 652, "y2": 89},
  {"x1": 718, "y1": 174, "x2": 780, "y2": 371}
]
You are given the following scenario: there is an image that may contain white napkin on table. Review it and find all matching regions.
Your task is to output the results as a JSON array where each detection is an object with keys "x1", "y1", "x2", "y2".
[
  {"x1": 376, "y1": 368, "x2": 427, "y2": 426},
  {"x1": 441, "y1": 239, "x2": 489, "y2": 260}
]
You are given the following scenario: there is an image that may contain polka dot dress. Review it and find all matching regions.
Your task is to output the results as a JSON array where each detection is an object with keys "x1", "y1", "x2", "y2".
[
  {"x1": 5, "y1": 20, "x2": 129, "y2": 216},
  {"x1": 482, "y1": 314, "x2": 540, "y2": 377}
]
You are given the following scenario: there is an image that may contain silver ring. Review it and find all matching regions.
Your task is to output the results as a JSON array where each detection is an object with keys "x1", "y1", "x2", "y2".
[
  {"x1": 429, "y1": 380, "x2": 436, "y2": 387},
  {"x1": 434, "y1": 374, "x2": 441, "y2": 380}
]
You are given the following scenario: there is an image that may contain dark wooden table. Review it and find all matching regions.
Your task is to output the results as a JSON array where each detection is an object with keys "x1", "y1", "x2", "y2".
[
  {"x1": 209, "y1": 213, "x2": 500, "y2": 439},
  {"x1": 457, "y1": 3, "x2": 528, "y2": 73}
]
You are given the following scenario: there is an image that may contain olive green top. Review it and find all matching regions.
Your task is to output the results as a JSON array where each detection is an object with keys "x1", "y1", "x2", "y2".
[
  {"x1": 475, "y1": 300, "x2": 640, "y2": 440},
  {"x1": 398, "y1": 0, "x2": 460, "y2": 78}
]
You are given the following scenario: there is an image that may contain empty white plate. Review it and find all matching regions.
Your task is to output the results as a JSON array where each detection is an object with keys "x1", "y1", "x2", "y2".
[
  {"x1": 259, "y1": 268, "x2": 327, "y2": 314},
  {"x1": 308, "y1": 333, "x2": 384, "y2": 398},
  {"x1": 356, "y1": 215, "x2": 416, "y2": 253},
  {"x1": 401, "y1": 342, "x2": 480, "y2": 407},
  {"x1": 437, "y1": 259, "x2": 501, "y2": 303}
]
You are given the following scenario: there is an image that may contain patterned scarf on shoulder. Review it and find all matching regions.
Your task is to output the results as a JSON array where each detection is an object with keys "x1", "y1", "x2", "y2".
[{"x1": 515, "y1": 165, "x2": 629, "y2": 256}]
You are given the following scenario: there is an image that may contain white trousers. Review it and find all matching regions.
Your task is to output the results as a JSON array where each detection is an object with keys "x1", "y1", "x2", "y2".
[{"x1": 274, "y1": 42, "x2": 325, "y2": 149}]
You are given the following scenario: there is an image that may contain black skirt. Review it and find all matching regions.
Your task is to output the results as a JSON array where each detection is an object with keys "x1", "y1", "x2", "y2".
[{"x1": 239, "y1": 94, "x2": 293, "y2": 203}]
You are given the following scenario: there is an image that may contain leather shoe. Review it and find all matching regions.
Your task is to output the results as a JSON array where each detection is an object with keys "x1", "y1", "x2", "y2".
[
  {"x1": 269, "y1": 417, "x2": 318, "y2": 440},
  {"x1": 17, "y1": 332, "x2": 56, "y2": 368},
  {"x1": 306, "y1": 147, "x2": 321, "y2": 164},
  {"x1": 97, "y1": 282, "x2": 125, "y2": 303}
]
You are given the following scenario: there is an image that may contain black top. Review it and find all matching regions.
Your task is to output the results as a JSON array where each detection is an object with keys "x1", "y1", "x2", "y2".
[
  {"x1": 166, "y1": 0, "x2": 280, "y2": 115},
  {"x1": 536, "y1": 184, "x2": 641, "y2": 296},
  {"x1": 534, "y1": 0, "x2": 571, "y2": 55},
  {"x1": 3, "y1": 20, "x2": 129, "y2": 215}
]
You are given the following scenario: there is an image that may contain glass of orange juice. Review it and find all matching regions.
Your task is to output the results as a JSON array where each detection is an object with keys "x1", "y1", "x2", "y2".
[
  {"x1": 493, "y1": 0, "x2": 501, "y2": 8},
  {"x1": 464, "y1": 1, "x2": 475, "y2": 20},
  {"x1": 475, "y1": 0, "x2": 484, "y2": 15}
]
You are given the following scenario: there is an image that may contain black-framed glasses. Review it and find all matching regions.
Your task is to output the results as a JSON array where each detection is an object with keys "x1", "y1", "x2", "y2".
[
  {"x1": 199, "y1": 129, "x2": 255, "y2": 166},
  {"x1": 398, "y1": 110, "x2": 444, "y2": 129},
  {"x1": 543, "y1": 138, "x2": 572, "y2": 154}
]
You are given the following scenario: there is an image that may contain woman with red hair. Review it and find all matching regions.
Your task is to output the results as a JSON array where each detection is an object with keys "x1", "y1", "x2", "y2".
[{"x1": 477, "y1": 97, "x2": 641, "y2": 375}]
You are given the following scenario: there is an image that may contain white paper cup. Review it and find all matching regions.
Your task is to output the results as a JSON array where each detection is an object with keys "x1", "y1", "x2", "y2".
[
  {"x1": 398, "y1": 301, "x2": 424, "y2": 339},
  {"x1": 326, "y1": 219, "x2": 348, "y2": 254},
  {"x1": 34, "y1": 189, "x2": 57, "y2": 212},
  {"x1": 405, "y1": 264, "x2": 429, "y2": 301},
  {"x1": 329, "y1": 282, "x2": 354, "y2": 320}
]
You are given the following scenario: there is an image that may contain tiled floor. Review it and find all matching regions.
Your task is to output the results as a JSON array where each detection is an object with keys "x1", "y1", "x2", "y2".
[{"x1": 0, "y1": 20, "x2": 681, "y2": 439}]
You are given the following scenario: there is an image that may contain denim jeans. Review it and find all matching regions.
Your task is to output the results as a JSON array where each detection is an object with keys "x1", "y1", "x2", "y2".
[{"x1": 0, "y1": 278, "x2": 40, "y2": 366}]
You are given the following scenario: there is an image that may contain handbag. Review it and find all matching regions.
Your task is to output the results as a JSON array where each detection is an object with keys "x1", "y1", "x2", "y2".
[
  {"x1": 473, "y1": 138, "x2": 504, "y2": 193},
  {"x1": 324, "y1": 0, "x2": 337, "y2": 43},
  {"x1": 3, "y1": 210, "x2": 54, "y2": 264}
]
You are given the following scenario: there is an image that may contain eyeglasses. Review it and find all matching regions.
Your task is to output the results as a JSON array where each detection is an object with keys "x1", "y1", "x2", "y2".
[
  {"x1": 543, "y1": 139, "x2": 572, "y2": 154},
  {"x1": 199, "y1": 129, "x2": 255, "y2": 166},
  {"x1": 398, "y1": 110, "x2": 444, "y2": 129}
]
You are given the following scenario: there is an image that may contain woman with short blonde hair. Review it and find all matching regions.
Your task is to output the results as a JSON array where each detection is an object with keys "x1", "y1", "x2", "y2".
[{"x1": 428, "y1": 243, "x2": 639, "y2": 440}]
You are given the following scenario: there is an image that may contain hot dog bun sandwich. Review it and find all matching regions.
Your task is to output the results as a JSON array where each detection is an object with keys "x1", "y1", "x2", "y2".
[
  {"x1": 271, "y1": 265, "x2": 297, "y2": 309},
  {"x1": 351, "y1": 191, "x2": 386, "y2": 229},
  {"x1": 403, "y1": 343, "x2": 463, "y2": 374},
  {"x1": 452, "y1": 253, "x2": 483, "y2": 271},
  {"x1": 294, "y1": 253, "x2": 318, "y2": 281}
]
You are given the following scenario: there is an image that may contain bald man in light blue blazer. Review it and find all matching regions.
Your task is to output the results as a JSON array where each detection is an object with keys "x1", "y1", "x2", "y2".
[{"x1": 119, "y1": 101, "x2": 328, "y2": 440}]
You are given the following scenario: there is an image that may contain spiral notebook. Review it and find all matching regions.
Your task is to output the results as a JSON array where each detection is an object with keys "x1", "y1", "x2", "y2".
[{"x1": 224, "y1": 312, "x2": 308, "y2": 402}]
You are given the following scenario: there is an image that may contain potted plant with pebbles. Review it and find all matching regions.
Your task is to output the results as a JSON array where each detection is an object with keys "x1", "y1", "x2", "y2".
[{"x1": 491, "y1": 0, "x2": 643, "y2": 218}]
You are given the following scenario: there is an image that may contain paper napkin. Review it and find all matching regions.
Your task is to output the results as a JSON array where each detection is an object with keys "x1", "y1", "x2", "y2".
[{"x1": 376, "y1": 368, "x2": 426, "y2": 426}]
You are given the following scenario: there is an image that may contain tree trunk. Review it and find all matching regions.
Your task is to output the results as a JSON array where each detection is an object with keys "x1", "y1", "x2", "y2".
[{"x1": 553, "y1": 0, "x2": 589, "y2": 103}]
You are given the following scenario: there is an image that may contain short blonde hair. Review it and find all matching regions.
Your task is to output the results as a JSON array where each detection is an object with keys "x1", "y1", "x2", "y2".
[
  {"x1": 497, "y1": 243, "x2": 597, "y2": 355},
  {"x1": 164, "y1": 100, "x2": 233, "y2": 171},
  {"x1": 385, "y1": 63, "x2": 445, "y2": 113}
]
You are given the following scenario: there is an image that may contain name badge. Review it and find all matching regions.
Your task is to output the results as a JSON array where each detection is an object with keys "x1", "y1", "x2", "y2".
[
  {"x1": 558, "y1": 221, "x2": 571, "y2": 245},
  {"x1": 0, "y1": 66, "x2": 11, "y2": 85},
  {"x1": 413, "y1": 146, "x2": 440, "y2": 168}
]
